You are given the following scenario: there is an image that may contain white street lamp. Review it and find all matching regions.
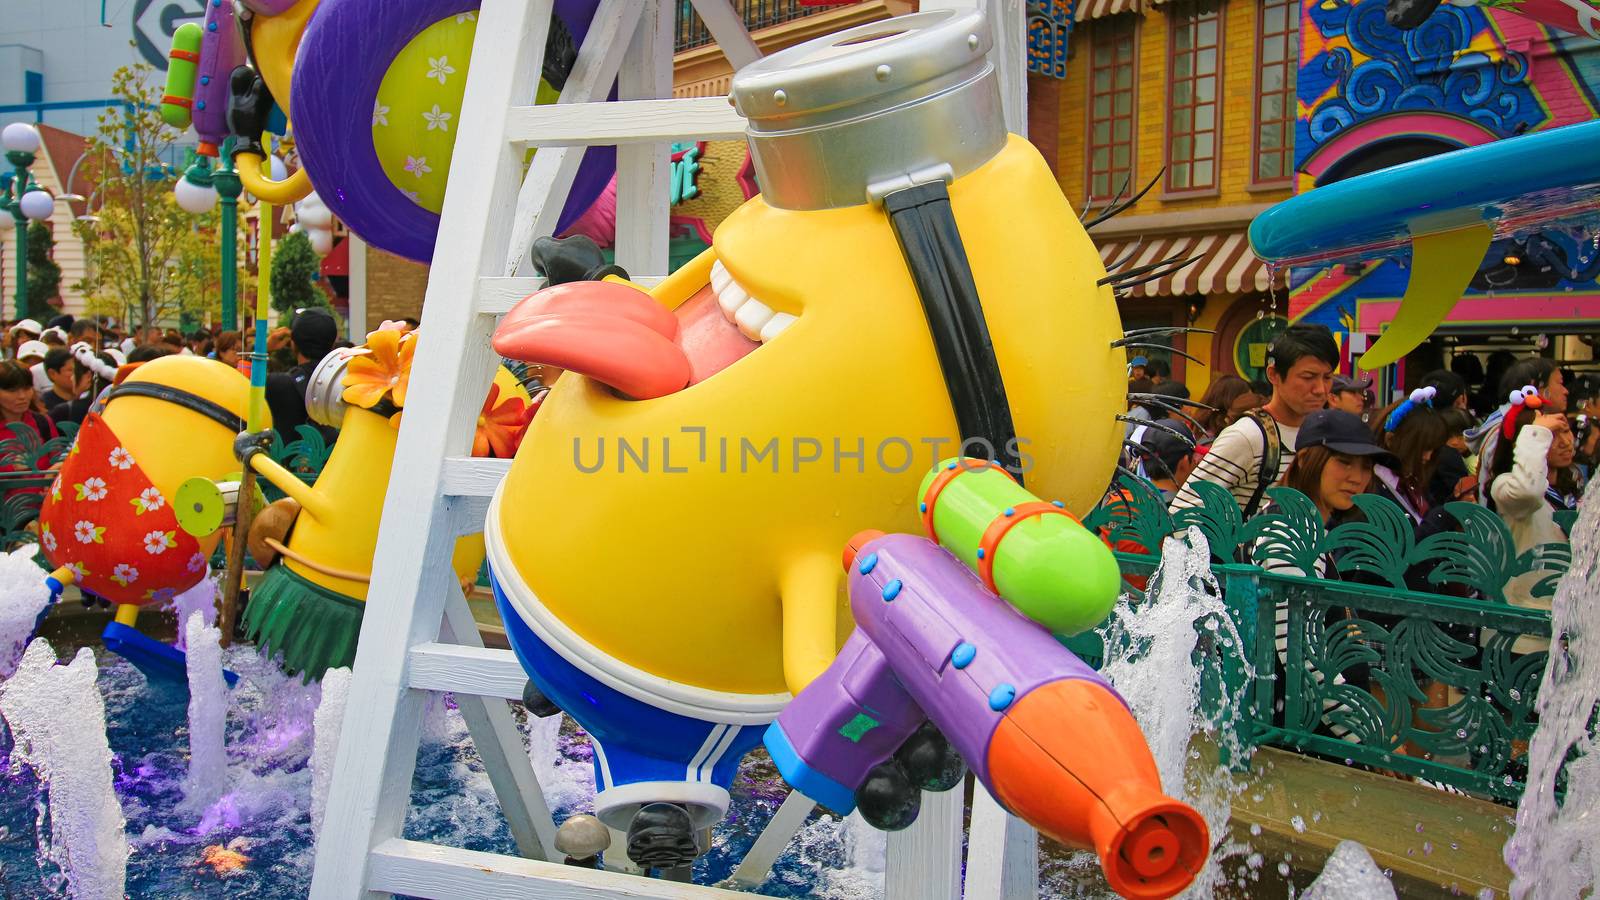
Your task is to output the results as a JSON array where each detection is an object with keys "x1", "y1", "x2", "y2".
[
  {"x1": 175, "y1": 175, "x2": 220, "y2": 214},
  {"x1": 0, "y1": 123, "x2": 41, "y2": 156},
  {"x1": 19, "y1": 190, "x2": 54, "y2": 221}
]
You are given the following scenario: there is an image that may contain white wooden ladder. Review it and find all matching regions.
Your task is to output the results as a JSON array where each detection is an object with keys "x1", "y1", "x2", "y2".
[{"x1": 308, "y1": 1, "x2": 1037, "y2": 897}]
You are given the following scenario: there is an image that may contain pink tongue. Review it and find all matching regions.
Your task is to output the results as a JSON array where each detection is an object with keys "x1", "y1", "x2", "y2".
[
  {"x1": 491, "y1": 280, "x2": 759, "y2": 399},
  {"x1": 674, "y1": 285, "x2": 760, "y2": 385}
]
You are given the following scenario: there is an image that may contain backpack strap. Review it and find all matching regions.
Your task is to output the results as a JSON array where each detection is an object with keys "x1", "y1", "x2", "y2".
[{"x1": 1242, "y1": 409, "x2": 1283, "y2": 518}]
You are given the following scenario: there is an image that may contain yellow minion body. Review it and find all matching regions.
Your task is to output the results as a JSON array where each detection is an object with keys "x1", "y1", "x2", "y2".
[
  {"x1": 104, "y1": 357, "x2": 260, "y2": 565},
  {"x1": 493, "y1": 135, "x2": 1125, "y2": 699}
]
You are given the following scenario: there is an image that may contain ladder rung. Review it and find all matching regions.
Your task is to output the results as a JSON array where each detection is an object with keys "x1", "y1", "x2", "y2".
[
  {"x1": 368, "y1": 838, "x2": 746, "y2": 897},
  {"x1": 505, "y1": 97, "x2": 746, "y2": 147},
  {"x1": 478, "y1": 277, "x2": 545, "y2": 316},
  {"x1": 477, "y1": 274, "x2": 671, "y2": 316},
  {"x1": 441, "y1": 457, "x2": 511, "y2": 497},
  {"x1": 408, "y1": 643, "x2": 526, "y2": 699}
]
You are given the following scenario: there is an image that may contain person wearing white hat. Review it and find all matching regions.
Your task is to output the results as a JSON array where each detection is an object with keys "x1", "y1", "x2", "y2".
[
  {"x1": 7, "y1": 319, "x2": 42, "y2": 360},
  {"x1": 15, "y1": 340, "x2": 51, "y2": 394},
  {"x1": 15, "y1": 340, "x2": 47, "y2": 367}
]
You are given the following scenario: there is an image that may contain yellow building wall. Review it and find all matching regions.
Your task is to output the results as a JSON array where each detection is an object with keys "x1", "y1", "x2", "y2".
[
  {"x1": 1183, "y1": 298, "x2": 1228, "y2": 397},
  {"x1": 1047, "y1": 0, "x2": 1296, "y2": 393},
  {"x1": 1053, "y1": 0, "x2": 1294, "y2": 218}
]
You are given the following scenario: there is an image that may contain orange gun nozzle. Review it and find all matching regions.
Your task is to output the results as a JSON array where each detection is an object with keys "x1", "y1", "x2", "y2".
[
  {"x1": 841, "y1": 529, "x2": 886, "y2": 572},
  {"x1": 1092, "y1": 789, "x2": 1209, "y2": 899},
  {"x1": 986, "y1": 678, "x2": 1210, "y2": 900}
]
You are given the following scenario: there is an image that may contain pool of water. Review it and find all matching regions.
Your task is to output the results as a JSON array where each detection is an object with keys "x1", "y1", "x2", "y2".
[{"x1": 0, "y1": 645, "x2": 890, "y2": 898}]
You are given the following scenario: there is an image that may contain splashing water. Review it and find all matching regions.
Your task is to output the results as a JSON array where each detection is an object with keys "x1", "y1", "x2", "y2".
[
  {"x1": 0, "y1": 545, "x2": 51, "y2": 678},
  {"x1": 0, "y1": 640, "x2": 128, "y2": 898},
  {"x1": 310, "y1": 666, "x2": 350, "y2": 842},
  {"x1": 1505, "y1": 481, "x2": 1600, "y2": 899},
  {"x1": 1096, "y1": 526, "x2": 1250, "y2": 897},
  {"x1": 1302, "y1": 841, "x2": 1397, "y2": 899},
  {"x1": 526, "y1": 712, "x2": 595, "y2": 817},
  {"x1": 166, "y1": 578, "x2": 218, "y2": 652},
  {"x1": 755, "y1": 810, "x2": 885, "y2": 899},
  {"x1": 180, "y1": 612, "x2": 230, "y2": 817}
]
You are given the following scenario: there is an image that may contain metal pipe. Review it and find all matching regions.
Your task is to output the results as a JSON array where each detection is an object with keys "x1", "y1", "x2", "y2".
[{"x1": 10, "y1": 160, "x2": 28, "y2": 322}]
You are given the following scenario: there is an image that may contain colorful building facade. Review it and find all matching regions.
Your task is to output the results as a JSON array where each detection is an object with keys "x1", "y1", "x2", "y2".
[
  {"x1": 1043, "y1": 0, "x2": 1299, "y2": 396},
  {"x1": 1289, "y1": 0, "x2": 1600, "y2": 382}
]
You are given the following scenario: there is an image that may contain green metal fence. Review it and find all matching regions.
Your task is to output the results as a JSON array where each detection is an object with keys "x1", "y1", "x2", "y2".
[
  {"x1": 1082, "y1": 474, "x2": 1566, "y2": 803},
  {"x1": 0, "y1": 422, "x2": 78, "y2": 550}
]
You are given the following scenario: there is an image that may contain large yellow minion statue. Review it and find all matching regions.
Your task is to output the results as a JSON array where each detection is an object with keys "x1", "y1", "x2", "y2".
[
  {"x1": 180, "y1": 328, "x2": 537, "y2": 682},
  {"x1": 486, "y1": 10, "x2": 1140, "y2": 868}
]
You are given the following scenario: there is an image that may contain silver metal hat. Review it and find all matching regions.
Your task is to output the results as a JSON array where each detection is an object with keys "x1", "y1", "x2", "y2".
[
  {"x1": 729, "y1": 9, "x2": 1006, "y2": 212},
  {"x1": 304, "y1": 350, "x2": 351, "y2": 429}
]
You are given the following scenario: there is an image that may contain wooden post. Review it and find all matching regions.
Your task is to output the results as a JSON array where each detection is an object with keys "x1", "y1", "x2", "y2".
[
  {"x1": 963, "y1": 785, "x2": 1037, "y2": 900},
  {"x1": 886, "y1": 788, "x2": 964, "y2": 900},
  {"x1": 217, "y1": 471, "x2": 255, "y2": 647}
]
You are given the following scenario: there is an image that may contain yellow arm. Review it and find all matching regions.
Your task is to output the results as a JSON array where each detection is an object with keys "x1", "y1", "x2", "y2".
[
  {"x1": 236, "y1": 151, "x2": 314, "y2": 204},
  {"x1": 249, "y1": 453, "x2": 337, "y2": 523},
  {"x1": 780, "y1": 553, "x2": 843, "y2": 695}
]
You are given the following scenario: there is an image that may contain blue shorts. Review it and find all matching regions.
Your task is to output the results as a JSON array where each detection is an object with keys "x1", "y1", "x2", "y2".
[{"x1": 491, "y1": 569, "x2": 765, "y2": 831}]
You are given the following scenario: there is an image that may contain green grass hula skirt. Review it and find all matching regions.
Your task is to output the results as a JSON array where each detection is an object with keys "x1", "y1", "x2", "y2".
[{"x1": 241, "y1": 564, "x2": 363, "y2": 683}]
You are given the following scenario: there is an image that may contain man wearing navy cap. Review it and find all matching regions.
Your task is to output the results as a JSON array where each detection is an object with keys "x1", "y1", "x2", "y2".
[{"x1": 1328, "y1": 373, "x2": 1371, "y2": 416}]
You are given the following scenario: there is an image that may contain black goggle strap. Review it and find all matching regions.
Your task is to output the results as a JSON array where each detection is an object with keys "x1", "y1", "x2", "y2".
[
  {"x1": 105, "y1": 381, "x2": 245, "y2": 435},
  {"x1": 882, "y1": 180, "x2": 1024, "y2": 485}
]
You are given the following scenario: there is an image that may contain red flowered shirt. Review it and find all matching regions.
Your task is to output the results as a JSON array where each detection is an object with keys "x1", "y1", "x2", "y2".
[{"x1": 38, "y1": 413, "x2": 206, "y2": 607}]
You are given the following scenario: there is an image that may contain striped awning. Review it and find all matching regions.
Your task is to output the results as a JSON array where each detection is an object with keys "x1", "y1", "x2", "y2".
[
  {"x1": 1076, "y1": 0, "x2": 1142, "y2": 22},
  {"x1": 1096, "y1": 230, "x2": 1280, "y2": 298}
]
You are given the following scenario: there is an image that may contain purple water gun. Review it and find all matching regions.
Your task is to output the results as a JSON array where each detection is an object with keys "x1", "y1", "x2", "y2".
[
  {"x1": 191, "y1": 0, "x2": 249, "y2": 157},
  {"x1": 765, "y1": 530, "x2": 1209, "y2": 900}
]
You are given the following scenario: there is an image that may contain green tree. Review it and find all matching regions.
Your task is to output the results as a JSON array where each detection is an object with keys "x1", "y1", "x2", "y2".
[
  {"x1": 271, "y1": 230, "x2": 333, "y2": 325},
  {"x1": 25, "y1": 221, "x2": 61, "y2": 316},
  {"x1": 71, "y1": 61, "x2": 245, "y2": 331}
]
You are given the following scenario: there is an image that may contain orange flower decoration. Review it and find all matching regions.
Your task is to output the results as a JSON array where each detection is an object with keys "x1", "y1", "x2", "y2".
[
  {"x1": 474, "y1": 383, "x2": 538, "y2": 458},
  {"x1": 341, "y1": 330, "x2": 416, "y2": 418}
]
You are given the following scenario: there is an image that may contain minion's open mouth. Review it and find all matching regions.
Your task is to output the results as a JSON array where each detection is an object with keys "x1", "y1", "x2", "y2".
[{"x1": 492, "y1": 262, "x2": 793, "y2": 401}]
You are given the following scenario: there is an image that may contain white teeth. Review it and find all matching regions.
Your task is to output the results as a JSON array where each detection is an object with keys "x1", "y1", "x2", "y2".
[
  {"x1": 710, "y1": 260, "x2": 733, "y2": 294},
  {"x1": 759, "y1": 312, "x2": 796, "y2": 342},
  {"x1": 710, "y1": 261, "x2": 797, "y2": 344},
  {"x1": 735, "y1": 299, "x2": 776, "y2": 340},
  {"x1": 717, "y1": 281, "x2": 749, "y2": 319}
]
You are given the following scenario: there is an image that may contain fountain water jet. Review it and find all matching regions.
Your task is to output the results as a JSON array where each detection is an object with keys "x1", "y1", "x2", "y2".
[
  {"x1": 1303, "y1": 840, "x2": 1398, "y2": 899},
  {"x1": 1095, "y1": 526, "x2": 1251, "y2": 897},
  {"x1": 0, "y1": 639, "x2": 128, "y2": 898},
  {"x1": 0, "y1": 544, "x2": 53, "y2": 678},
  {"x1": 1505, "y1": 481, "x2": 1600, "y2": 899},
  {"x1": 310, "y1": 666, "x2": 350, "y2": 841},
  {"x1": 180, "y1": 611, "x2": 229, "y2": 815},
  {"x1": 167, "y1": 578, "x2": 218, "y2": 652},
  {"x1": 526, "y1": 712, "x2": 595, "y2": 816}
]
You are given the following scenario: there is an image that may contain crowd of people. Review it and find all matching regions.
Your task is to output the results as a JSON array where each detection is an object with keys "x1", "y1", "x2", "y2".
[
  {"x1": 0, "y1": 309, "x2": 378, "y2": 449},
  {"x1": 1117, "y1": 325, "x2": 1592, "y2": 772},
  {"x1": 1137, "y1": 325, "x2": 1586, "y2": 573},
  {"x1": 1121, "y1": 325, "x2": 1594, "y2": 612}
]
